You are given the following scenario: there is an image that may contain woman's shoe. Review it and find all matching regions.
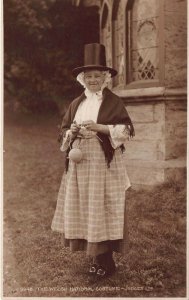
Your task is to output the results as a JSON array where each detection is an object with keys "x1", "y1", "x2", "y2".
[
  {"x1": 89, "y1": 263, "x2": 98, "y2": 275},
  {"x1": 96, "y1": 267, "x2": 115, "y2": 278},
  {"x1": 96, "y1": 264, "x2": 116, "y2": 278},
  {"x1": 96, "y1": 265, "x2": 106, "y2": 276},
  {"x1": 94, "y1": 251, "x2": 116, "y2": 278}
]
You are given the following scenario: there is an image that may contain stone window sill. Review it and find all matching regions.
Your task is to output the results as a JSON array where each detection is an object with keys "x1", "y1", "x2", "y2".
[{"x1": 112, "y1": 86, "x2": 187, "y2": 101}]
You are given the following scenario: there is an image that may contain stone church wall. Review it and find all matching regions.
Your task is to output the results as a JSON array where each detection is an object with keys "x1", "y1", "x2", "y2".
[{"x1": 75, "y1": 0, "x2": 187, "y2": 186}]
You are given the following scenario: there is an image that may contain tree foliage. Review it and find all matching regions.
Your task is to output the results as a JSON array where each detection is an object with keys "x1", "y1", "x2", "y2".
[{"x1": 4, "y1": 0, "x2": 99, "y2": 113}]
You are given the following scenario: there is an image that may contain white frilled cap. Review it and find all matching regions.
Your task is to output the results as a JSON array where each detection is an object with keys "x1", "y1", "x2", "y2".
[{"x1": 76, "y1": 70, "x2": 112, "y2": 91}]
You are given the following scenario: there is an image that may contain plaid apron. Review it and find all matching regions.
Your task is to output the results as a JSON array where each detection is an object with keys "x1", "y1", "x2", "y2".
[{"x1": 51, "y1": 136, "x2": 130, "y2": 243}]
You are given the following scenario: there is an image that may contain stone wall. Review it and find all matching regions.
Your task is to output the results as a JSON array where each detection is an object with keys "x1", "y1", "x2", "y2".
[
  {"x1": 76, "y1": 0, "x2": 187, "y2": 186},
  {"x1": 125, "y1": 101, "x2": 165, "y2": 161},
  {"x1": 165, "y1": 100, "x2": 187, "y2": 159},
  {"x1": 123, "y1": 96, "x2": 186, "y2": 186},
  {"x1": 164, "y1": 0, "x2": 187, "y2": 88},
  {"x1": 124, "y1": 97, "x2": 187, "y2": 163}
]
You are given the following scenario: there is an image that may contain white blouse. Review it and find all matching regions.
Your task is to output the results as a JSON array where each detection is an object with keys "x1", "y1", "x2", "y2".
[
  {"x1": 60, "y1": 89, "x2": 130, "y2": 152},
  {"x1": 74, "y1": 90, "x2": 102, "y2": 124}
]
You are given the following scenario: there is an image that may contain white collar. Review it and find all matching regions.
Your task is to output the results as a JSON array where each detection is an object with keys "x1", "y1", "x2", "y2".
[{"x1": 84, "y1": 88, "x2": 103, "y2": 101}]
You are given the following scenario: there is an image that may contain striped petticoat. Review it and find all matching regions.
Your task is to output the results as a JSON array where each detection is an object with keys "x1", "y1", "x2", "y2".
[{"x1": 51, "y1": 136, "x2": 131, "y2": 255}]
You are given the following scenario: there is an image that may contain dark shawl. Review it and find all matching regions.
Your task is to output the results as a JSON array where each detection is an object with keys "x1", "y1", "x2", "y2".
[{"x1": 58, "y1": 88, "x2": 135, "y2": 170}]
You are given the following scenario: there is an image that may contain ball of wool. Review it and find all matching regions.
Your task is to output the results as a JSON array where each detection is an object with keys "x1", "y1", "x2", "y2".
[{"x1": 68, "y1": 148, "x2": 83, "y2": 163}]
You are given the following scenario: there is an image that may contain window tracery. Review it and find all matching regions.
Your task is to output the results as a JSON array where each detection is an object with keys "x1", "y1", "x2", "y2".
[{"x1": 127, "y1": 0, "x2": 159, "y2": 84}]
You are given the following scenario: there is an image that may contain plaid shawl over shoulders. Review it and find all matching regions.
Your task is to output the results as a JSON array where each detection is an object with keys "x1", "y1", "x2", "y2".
[{"x1": 58, "y1": 88, "x2": 134, "y2": 168}]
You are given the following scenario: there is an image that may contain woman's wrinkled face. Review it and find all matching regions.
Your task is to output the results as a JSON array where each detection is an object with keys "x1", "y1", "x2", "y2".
[{"x1": 84, "y1": 70, "x2": 105, "y2": 92}]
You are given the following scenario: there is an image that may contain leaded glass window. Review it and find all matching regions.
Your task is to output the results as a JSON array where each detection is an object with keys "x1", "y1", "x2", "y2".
[{"x1": 127, "y1": 0, "x2": 159, "y2": 83}]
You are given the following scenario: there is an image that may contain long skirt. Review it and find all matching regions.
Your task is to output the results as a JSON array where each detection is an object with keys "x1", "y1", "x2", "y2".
[{"x1": 51, "y1": 136, "x2": 131, "y2": 257}]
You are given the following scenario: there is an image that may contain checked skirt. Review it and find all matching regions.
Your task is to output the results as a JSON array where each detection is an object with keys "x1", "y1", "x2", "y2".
[{"x1": 51, "y1": 136, "x2": 130, "y2": 255}]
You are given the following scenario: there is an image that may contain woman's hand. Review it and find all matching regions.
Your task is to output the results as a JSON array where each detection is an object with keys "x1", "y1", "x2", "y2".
[
  {"x1": 82, "y1": 120, "x2": 110, "y2": 135},
  {"x1": 70, "y1": 122, "x2": 80, "y2": 137},
  {"x1": 82, "y1": 120, "x2": 99, "y2": 132}
]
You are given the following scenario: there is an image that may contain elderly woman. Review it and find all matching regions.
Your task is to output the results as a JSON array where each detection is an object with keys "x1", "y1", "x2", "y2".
[{"x1": 51, "y1": 43, "x2": 134, "y2": 278}]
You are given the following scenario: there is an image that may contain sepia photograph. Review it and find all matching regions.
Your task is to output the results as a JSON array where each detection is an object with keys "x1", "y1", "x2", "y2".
[{"x1": 3, "y1": 0, "x2": 187, "y2": 299}]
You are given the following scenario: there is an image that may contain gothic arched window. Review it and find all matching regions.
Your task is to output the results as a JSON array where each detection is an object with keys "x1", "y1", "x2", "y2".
[{"x1": 126, "y1": 0, "x2": 162, "y2": 86}]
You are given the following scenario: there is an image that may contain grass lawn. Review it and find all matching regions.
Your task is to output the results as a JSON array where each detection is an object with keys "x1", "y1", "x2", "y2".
[{"x1": 3, "y1": 112, "x2": 186, "y2": 298}]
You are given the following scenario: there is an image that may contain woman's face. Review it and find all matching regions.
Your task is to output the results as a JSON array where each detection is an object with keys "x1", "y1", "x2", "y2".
[{"x1": 84, "y1": 70, "x2": 105, "y2": 92}]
